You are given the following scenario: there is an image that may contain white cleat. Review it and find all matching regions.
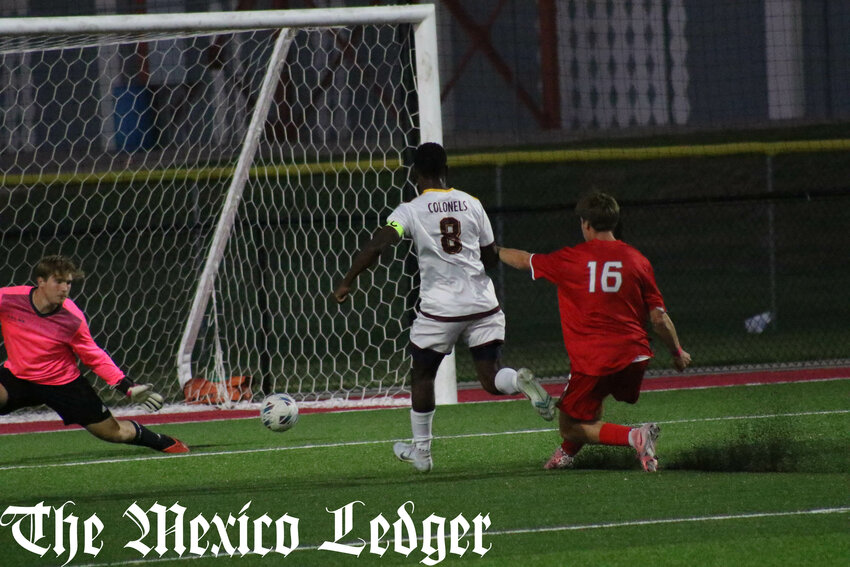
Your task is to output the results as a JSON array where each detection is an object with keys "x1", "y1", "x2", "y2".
[
  {"x1": 543, "y1": 446, "x2": 575, "y2": 470},
  {"x1": 393, "y1": 441, "x2": 433, "y2": 472},
  {"x1": 631, "y1": 423, "x2": 661, "y2": 472},
  {"x1": 516, "y1": 368, "x2": 555, "y2": 421}
]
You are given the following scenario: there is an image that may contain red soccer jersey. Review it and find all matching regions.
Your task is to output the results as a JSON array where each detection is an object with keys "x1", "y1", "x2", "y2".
[
  {"x1": 530, "y1": 239, "x2": 666, "y2": 376},
  {"x1": 0, "y1": 286, "x2": 125, "y2": 386}
]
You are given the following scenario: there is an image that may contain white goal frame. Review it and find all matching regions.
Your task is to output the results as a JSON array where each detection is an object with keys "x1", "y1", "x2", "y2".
[{"x1": 0, "y1": 5, "x2": 456, "y2": 405}]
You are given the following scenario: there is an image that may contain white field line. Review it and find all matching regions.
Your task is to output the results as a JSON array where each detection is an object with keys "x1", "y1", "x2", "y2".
[
  {"x1": 4, "y1": 377, "x2": 848, "y2": 435},
  {"x1": 2, "y1": 377, "x2": 846, "y2": 433},
  {"x1": 72, "y1": 506, "x2": 850, "y2": 567},
  {"x1": 486, "y1": 505, "x2": 850, "y2": 536},
  {"x1": 0, "y1": 408, "x2": 847, "y2": 472}
]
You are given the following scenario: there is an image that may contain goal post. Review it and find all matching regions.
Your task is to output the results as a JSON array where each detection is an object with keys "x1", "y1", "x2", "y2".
[
  {"x1": 0, "y1": 5, "x2": 456, "y2": 406},
  {"x1": 176, "y1": 26, "x2": 297, "y2": 393}
]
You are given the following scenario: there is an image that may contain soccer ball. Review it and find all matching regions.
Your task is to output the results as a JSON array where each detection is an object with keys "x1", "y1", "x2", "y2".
[{"x1": 260, "y1": 393, "x2": 299, "y2": 432}]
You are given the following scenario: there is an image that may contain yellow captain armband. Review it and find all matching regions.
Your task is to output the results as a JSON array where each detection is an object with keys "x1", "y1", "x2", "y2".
[{"x1": 387, "y1": 220, "x2": 404, "y2": 237}]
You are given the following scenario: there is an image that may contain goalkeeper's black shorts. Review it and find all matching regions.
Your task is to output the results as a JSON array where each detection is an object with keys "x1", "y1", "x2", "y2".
[{"x1": 0, "y1": 367, "x2": 111, "y2": 426}]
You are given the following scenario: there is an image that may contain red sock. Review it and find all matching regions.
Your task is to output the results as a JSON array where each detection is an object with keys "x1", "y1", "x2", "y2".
[
  {"x1": 598, "y1": 423, "x2": 632, "y2": 446},
  {"x1": 560, "y1": 439, "x2": 584, "y2": 456}
]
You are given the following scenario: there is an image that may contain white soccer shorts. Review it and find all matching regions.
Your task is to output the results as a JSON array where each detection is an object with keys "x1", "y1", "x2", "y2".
[{"x1": 409, "y1": 310, "x2": 506, "y2": 354}]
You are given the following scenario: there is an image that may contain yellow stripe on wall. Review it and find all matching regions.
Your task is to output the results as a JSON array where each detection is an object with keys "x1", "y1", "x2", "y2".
[{"x1": 3, "y1": 139, "x2": 849, "y2": 188}]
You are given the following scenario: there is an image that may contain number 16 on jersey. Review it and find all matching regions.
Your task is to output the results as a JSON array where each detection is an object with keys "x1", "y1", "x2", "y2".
[{"x1": 587, "y1": 261, "x2": 622, "y2": 293}]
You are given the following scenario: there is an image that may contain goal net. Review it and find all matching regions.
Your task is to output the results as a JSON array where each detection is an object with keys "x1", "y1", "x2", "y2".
[{"x1": 0, "y1": 7, "x2": 442, "y2": 407}]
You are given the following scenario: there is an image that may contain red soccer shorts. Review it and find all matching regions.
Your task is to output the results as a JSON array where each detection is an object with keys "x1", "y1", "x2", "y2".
[{"x1": 557, "y1": 359, "x2": 650, "y2": 421}]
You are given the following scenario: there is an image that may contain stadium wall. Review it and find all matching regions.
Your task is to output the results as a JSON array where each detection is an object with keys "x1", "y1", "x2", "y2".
[{"x1": 0, "y1": 0, "x2": 847, "y2": 392}]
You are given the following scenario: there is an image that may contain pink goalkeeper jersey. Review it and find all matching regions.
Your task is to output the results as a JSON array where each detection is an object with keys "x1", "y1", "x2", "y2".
[{"x1": 0, "y1": 286, "x2": 125, "y2": 386}]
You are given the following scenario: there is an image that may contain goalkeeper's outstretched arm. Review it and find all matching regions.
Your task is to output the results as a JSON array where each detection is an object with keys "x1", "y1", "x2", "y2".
[
  {"x1": 113, "y1": 377, "x2": 165, "y2": 412},
  {"x1": 333, "y1": 225, "x2": 401, "y2": 304}
]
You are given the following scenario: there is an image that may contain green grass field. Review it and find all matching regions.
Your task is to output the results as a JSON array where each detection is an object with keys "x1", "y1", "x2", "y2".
[{"x1": 1, "y1": 379, "x2": 848, "y2": 566}]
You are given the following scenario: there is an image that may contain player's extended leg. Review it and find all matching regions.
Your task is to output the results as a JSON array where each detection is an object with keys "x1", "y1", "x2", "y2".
[
  {"x1": 393, "y1": 344, "x2": 443, "y2": 472},
  {"x1": 469, "y1": 342, "x2": 555, "y2": 421},
  {"x1": 546, "y1": 363, "x2": 659, "y2": 471},
  {"x1": 555, "y1": 413, "x2": 659, "y2": 472},
  {"x1": 86, "y1": 417, "x2": 189, "y2": 453}
]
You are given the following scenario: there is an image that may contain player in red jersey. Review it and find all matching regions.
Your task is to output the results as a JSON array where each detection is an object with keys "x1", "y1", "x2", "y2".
[
  {"x1": 0, "y1": 255, "x2": 188, "y2": 453},
  {"x1": 498, "y1": 192, "x2": 691, "y2": 471}
]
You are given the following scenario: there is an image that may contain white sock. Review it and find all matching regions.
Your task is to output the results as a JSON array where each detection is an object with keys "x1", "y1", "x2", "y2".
[
  {"x1": 628, "y1": 428, "x2": 639, "y2": 448},
  {"x1": 410, "y1": 409, "x2": 434, "y2": 452},
  {"x1": 494, "y1": 367, "x2": 519, "y2": 394}
]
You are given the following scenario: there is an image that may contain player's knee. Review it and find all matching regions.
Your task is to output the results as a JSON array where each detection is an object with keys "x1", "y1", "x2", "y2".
[
  {"x1": 469, "y1": 341, "x2": 502, "y2": 363},
  {"x1": 0, "y1": 384, "x2": 8, "y2": 408},
  {"x1": 470, "y1": 343, "x2": 503, "y2": 394},
  {"x1": 409, "y1": 344, "x2": 445, "y2": 379}
]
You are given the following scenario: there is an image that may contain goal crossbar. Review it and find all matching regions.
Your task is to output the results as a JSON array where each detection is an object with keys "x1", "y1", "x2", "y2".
[{"x1": 0, "y1": 6, "x2": 436, "y2": 36}]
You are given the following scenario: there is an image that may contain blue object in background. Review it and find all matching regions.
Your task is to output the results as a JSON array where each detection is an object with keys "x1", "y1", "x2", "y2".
[{"x1": 113, "y1": 84, "x2": 154, "y2": 151}]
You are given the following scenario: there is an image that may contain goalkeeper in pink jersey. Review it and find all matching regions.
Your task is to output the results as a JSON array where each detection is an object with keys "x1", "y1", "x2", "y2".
[{"x1": 0, "y1": 255, "x2": 188, "y2": 453}]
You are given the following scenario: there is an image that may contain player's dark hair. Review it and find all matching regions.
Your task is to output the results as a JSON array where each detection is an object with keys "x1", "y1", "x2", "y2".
[
  {"x1": 33, "y1": 255, "x2": 85, "y2": 282},
  {"x1": 575, "y1": 192, "x2": 620, "y2": 232},
  {"x1": 413, "y1": 142, "x2": 448, "y2": 179}
]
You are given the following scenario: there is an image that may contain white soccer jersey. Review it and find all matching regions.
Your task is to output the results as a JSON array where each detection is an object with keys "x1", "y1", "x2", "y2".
[{"x1": 387, "y1": 188, "x2": 500, "y2": 319}]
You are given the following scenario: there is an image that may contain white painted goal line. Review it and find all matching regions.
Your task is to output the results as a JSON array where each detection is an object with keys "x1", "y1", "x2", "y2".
[{"x1": 0, "y1": 408, "x2": 847, "y2": 472}]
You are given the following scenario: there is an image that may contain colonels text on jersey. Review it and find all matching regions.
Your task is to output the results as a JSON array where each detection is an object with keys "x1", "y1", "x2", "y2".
[{"x1": 387, "y1": 188, "x2": 499, "y2": 320}]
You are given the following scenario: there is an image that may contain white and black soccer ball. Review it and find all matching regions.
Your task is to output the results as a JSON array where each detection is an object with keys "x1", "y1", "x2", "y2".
[{"x1": 261, "y1": 393, "x2": 299, "y2": 432}]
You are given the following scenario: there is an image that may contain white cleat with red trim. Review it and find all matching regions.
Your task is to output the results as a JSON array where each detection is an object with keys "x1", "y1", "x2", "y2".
[
  {"x1": 631, "y1": 423, "x2": 660, "y2": 472},
  {"x1": 543, "y1": 446, "x2": 575, "y2": 470}
]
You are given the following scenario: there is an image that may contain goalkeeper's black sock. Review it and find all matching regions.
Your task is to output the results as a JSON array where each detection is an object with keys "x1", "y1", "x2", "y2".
[{"x1": 128, "y1": 420, "x2": 174, "y2": 451}]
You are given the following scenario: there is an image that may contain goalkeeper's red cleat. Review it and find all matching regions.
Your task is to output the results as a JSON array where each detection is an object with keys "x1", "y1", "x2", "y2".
[{"x1": 161, "y1": 438, "x2": 190, "y2": 454}]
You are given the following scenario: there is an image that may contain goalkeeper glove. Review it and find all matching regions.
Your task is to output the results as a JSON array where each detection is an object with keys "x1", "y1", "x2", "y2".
[{"x1": 114, "y1": 378, "x2": 164, "y2": 412}]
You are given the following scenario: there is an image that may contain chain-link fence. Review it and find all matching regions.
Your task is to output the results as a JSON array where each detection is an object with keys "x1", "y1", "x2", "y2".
[{"x1": 448, "y1": 147, "x2": 850, "y2": 381}]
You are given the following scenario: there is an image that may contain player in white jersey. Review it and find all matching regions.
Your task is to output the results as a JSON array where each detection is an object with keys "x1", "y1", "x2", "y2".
[{"x1": 333, "y1": 143, "x2": 555, "y2": 472}]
